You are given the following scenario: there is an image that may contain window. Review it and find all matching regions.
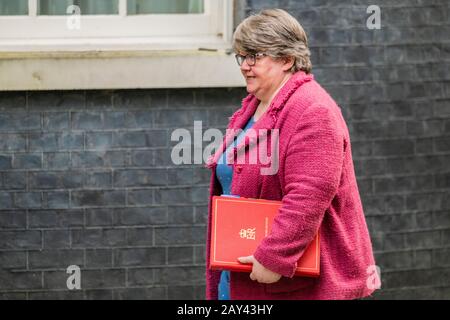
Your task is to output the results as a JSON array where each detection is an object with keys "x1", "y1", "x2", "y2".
[
  {"x1": 0, "y1": 0, "x2": 232, "y2": 51},
  {"x1": 0, "y1": 0, "x2": 242, "y2": 90}
]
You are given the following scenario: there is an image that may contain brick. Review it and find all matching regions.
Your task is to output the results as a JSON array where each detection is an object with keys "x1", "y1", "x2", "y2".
[
  {"x1": 191, "y1": 187, "x2": 209, "y2": 203},
  {"x1": 86, "y1": 132, "x2": 113, "y2": 150},
  {"x1": 154, "y1": 226, "x2": 205, "y2": 245},
  {"x1": 127, "y1": 268, "x2": 155, "y2": 286},
  {"x1": 415, "y1": 212, "x2": 433, "y2": 229},
  {"x1": 407, "y1": 120, "x2": 446, "y2": 137},
  {"x1": 71, "y1": 112, "x2": 103, "y2": 130},
  {"x1": 0, "y1": 271, "x2": 42, "y2": 290},
  {"x1": 0, "y1": 211, "x2": 26, "y2": 229},
  {"x1": 168, "y1": 206, "x2": 194, "y2": 224},
  {"x1": 0, "y1": 154, "x2": 12, "y2": 169},
  {"x1": 86, "y1": 249, "x2": 113, "y2": 268},
  {"x1": 113, "y1": 90, "x2": 153, "y2": 109},
  {"x1": 434, "y1": 137, "x2": 450, "y2": 152},
  {"x1": 59, "y1": 132, "x2": 84, "y2": 150},
  {"x1": 113, "y1": 207, "x2": 167, "y2": 226},
  {"x1": 153, "y1": 148, "x2": 174, "y2": 166},
  {"x1": 13, "y1": 154, "x2": 42, "y2": 169},
  {"x1": 43, "y1": 153, "x2": 71, "y2": 169},
  {"x1": 0, "y1": 192, "x2": 13, "y2": 209},
  {"x1": 0, "y1": 112, "x2": 40, "y2": 131},
  {"x1": 0, "y1": 251, "x2": 27, "y2": 269},
  {"x1": 153, "y1": 110, "x2": 195, "y2": 128},
  {"x1": 44, "y1": 191, "x2": 70, "y2": 209},
  {"x1": 14, "y1": 192, "x2": 42, "y2": 209},
  {"x1": 82, "y1": 269, "x2": 126, "y2": 289},
  {"x1": 130, "y1": 150, "x2": 154, "y2": 167},
  {"x1": 125, "y1": 111, "x2": 153, "y2": 129},
  {"x1": 43, "y1": 112, "x2": 70, "y2": 131},
  {"x1": 168, "y1": 285, "x2": 204, "y2": 300},
  {"x1": 351, "y1": 141, "x2": 372, "y2": 157},
  {"x1": 84, "y1": 171, "x2": 112, "y2": 188},
  {"x1": 0, "y1": 92, "x2": 26, "y2": 111},
  {"x1": 168, "y1": 246, "x2": 194, "y2": 265},
  {"x1": 29, "y1": 171, "x2": 83, "y2": 189},
  {"x1": 84, "y1": 290, "x2": 113, "y2": 300},
  {"x1": 127, "y1": 189, "x2": 154, "y2": 206},
  {"x1": 383, "y1": 233, "x2": 406, "y2": 251},
  {"x1": 28, "y1": 91, "x2": 85, "y2": 110},
  {"x1": 126, "y1": 228, "x2": 154, "y2": 246},
  {"x1": 406, "y1": 193, "x2": 444, "y2": 211},
  {"x1": 373, "y1": 175, "x2": 433, "y2": 194},
  {"x1": 0, "y1": 230, "x2": 41, "y2": 249},
  {"x1": 433, "y1": 248, "x2": 450, "y2": 267},
  {"x1": 71, "y1": 228, "x2": 127, "y2": 248},
  {"x1": 114, "y1": 248, "x2": 166, "y2": 267},
  {"x1": 112, "y1": 131, "x2": 167, "y2": 148},
  {"x1": 0, "y1": 292, "x2": 27, "y2": 299},
  {"x1": 154, "y1": 266, "x2": 204, "y2": 285},
  {"x1": 71, "y1": 190, "x2": 126, "y2": 207},
  {"x1": 0, "y1": 133, "x2": 27, "y2": 152},
  {"x1": 71, "y1": 151, "x2": 127, "y2": 168},
  {"x1": 29, "y1": 249, "x2": 84, "y2": 269},
  {"x1": 375, "y1": 251, "x2": 413, "y2": 271},
  {"x1": 413, "y1": 250, "x2": 432, "y2": 269},
  {"x1": 28, "y1": 133, "x2": 59, "y2": 152},
  {"x1": 194, "y1": 205, "x2": 208, "y2": 224},
  {"x1": 113, "y1": 169, "x2": 167, "y2": 187},
  {"x1": 194, "y1": 245, "x2": 206, "y2": 264},
  {"x1": 43, "y1": 230, "x2": 71, "y2": 249},
  {"x1": 433, "y1": 211, "x2": 450, "y2": 228},
  {"x1": 154, "y1": 188, "x2": 192, "y2": 205},
  {"x1": 404, "y1": 230, "x2": 441, "y2": 249},
  {"x1": 372, "y1": 139, "x2": 415, "y2": 156},
  {"x1": 113, "y1": 287, "x2": 166, "y2": 300},
  {"x1": 350, "y1": 121, "x2": 407, "y2": 140},
  {"x1": 383, "y1": 268, "x2": 450, "y2": 288},
  {"x1": 86, "y1": 209, "x2": 113, "y2": 227},
  {"x1": 28, "y1": 209, "x2": 84, "y2": 228},
  {"x1": 43, "y1": 265, "x2": 74, "y2": 292},
  {"x1": 86, "y1": 90, "x2": 112, "y2": 109},
  {"x1": 29, "y1": 291, "x2": 84, "y2": 300},
  {"x1": 167, "y1": 168, "x2": 194, "y2": 186},
  {"x1": 167, "y1": 89, "x2": 195, "y2": 108},
  {"x1": 415, "y1": 138, "x2": 433, "y2": 154},
  {"x1": 361, "y1": 196, "x2": 385, "y2": 215},
  {"x1": 103, "y1": 111, "x2": 126, "y2": 129}
]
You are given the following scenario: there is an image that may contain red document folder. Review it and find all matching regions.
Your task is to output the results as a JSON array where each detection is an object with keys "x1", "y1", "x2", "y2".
[{"x1": 210, "y1": 195, "x2": 320, "y2": 277}]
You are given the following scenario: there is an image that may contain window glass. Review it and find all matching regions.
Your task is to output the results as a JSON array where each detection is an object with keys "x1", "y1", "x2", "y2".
[
  {"x1": 127, "y1": 0, "x2": 204, "y2": 15},
  {"x1": 38, "y1": 0, "x2": 119, "y2": 15},
  {"x1": 0, "y1": 0, "x2": 28, "y2": 15}
]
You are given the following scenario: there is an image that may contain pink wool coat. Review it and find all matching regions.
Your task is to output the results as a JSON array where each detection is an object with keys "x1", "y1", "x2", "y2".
[{"x1": 205, "y1": 71, "x2": 378, "y2": 300}]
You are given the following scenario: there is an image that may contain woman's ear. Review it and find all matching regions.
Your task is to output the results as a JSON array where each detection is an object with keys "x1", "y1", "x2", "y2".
[{"x1": 282, "y1": 56, "x2": 295, "y2": 72}]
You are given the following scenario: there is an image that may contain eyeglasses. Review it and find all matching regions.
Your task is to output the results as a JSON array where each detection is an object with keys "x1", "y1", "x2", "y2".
[{"x1": 235, "y1": 53, "x2": 267, "y2": 66}]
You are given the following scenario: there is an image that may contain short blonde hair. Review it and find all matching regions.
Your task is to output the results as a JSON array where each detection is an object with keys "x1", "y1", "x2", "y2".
[{"x1": 233, "y1": 9, "x2": 312, "y2": 74}]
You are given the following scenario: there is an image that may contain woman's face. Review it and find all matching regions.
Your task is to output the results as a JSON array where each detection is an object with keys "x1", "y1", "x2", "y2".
[{"x1": 239, "y1": 52, "x2": 291, "y2": 101}]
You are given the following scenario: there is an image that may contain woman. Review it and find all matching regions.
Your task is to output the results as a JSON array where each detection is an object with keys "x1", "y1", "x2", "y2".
[{"x1": 205, "y1": 9, "x2": 378, "y2": 300}]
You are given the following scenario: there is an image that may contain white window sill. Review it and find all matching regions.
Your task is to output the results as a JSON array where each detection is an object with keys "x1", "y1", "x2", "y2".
[{"x1": 0, "y1": 38, "x2": 246, "y2": 90}]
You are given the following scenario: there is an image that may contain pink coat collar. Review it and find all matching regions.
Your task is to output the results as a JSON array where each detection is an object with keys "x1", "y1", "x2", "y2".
[{"x1": 206, "y1": 71, "x2": 314, "y2": 168}]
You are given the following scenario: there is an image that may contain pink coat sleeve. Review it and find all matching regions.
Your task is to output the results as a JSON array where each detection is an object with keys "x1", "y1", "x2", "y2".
[{"x1": 253, "y1": 104, "x2": 345, "y2": 278}]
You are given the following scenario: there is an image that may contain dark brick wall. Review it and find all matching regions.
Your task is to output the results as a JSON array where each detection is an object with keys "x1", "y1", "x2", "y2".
[{"x1": 0, "y1": 0, "x2": 449, "y2": 299}]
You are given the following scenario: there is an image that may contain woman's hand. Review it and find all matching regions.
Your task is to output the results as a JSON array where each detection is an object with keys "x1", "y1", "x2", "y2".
[{"x1": 238, "y1": 255, "x2": 282, "y2": 284}]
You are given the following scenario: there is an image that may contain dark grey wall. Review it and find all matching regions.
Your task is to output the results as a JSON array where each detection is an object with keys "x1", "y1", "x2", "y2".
[{"x1": 1, "y1": 0, "x2": 449, "y2": 299}]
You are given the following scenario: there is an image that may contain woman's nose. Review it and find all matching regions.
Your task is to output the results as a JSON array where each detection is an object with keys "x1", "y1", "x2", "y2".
[{"x1": 240, "y1": 60, "x2": 251, "y2": 71}]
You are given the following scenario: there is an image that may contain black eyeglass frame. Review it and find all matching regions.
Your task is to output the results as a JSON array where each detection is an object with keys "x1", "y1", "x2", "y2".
[{"x1": 235, "y1": 52, "x2": 267, "y2": 66}]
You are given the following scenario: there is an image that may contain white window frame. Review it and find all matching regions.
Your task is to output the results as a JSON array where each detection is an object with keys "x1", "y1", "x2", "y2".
[
  {"x1": 0, "y1": 0, "x2": 233, "y2": 51},
  {"x1": 0, "y1": 0, "x2": 245, "y2": 90}
]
